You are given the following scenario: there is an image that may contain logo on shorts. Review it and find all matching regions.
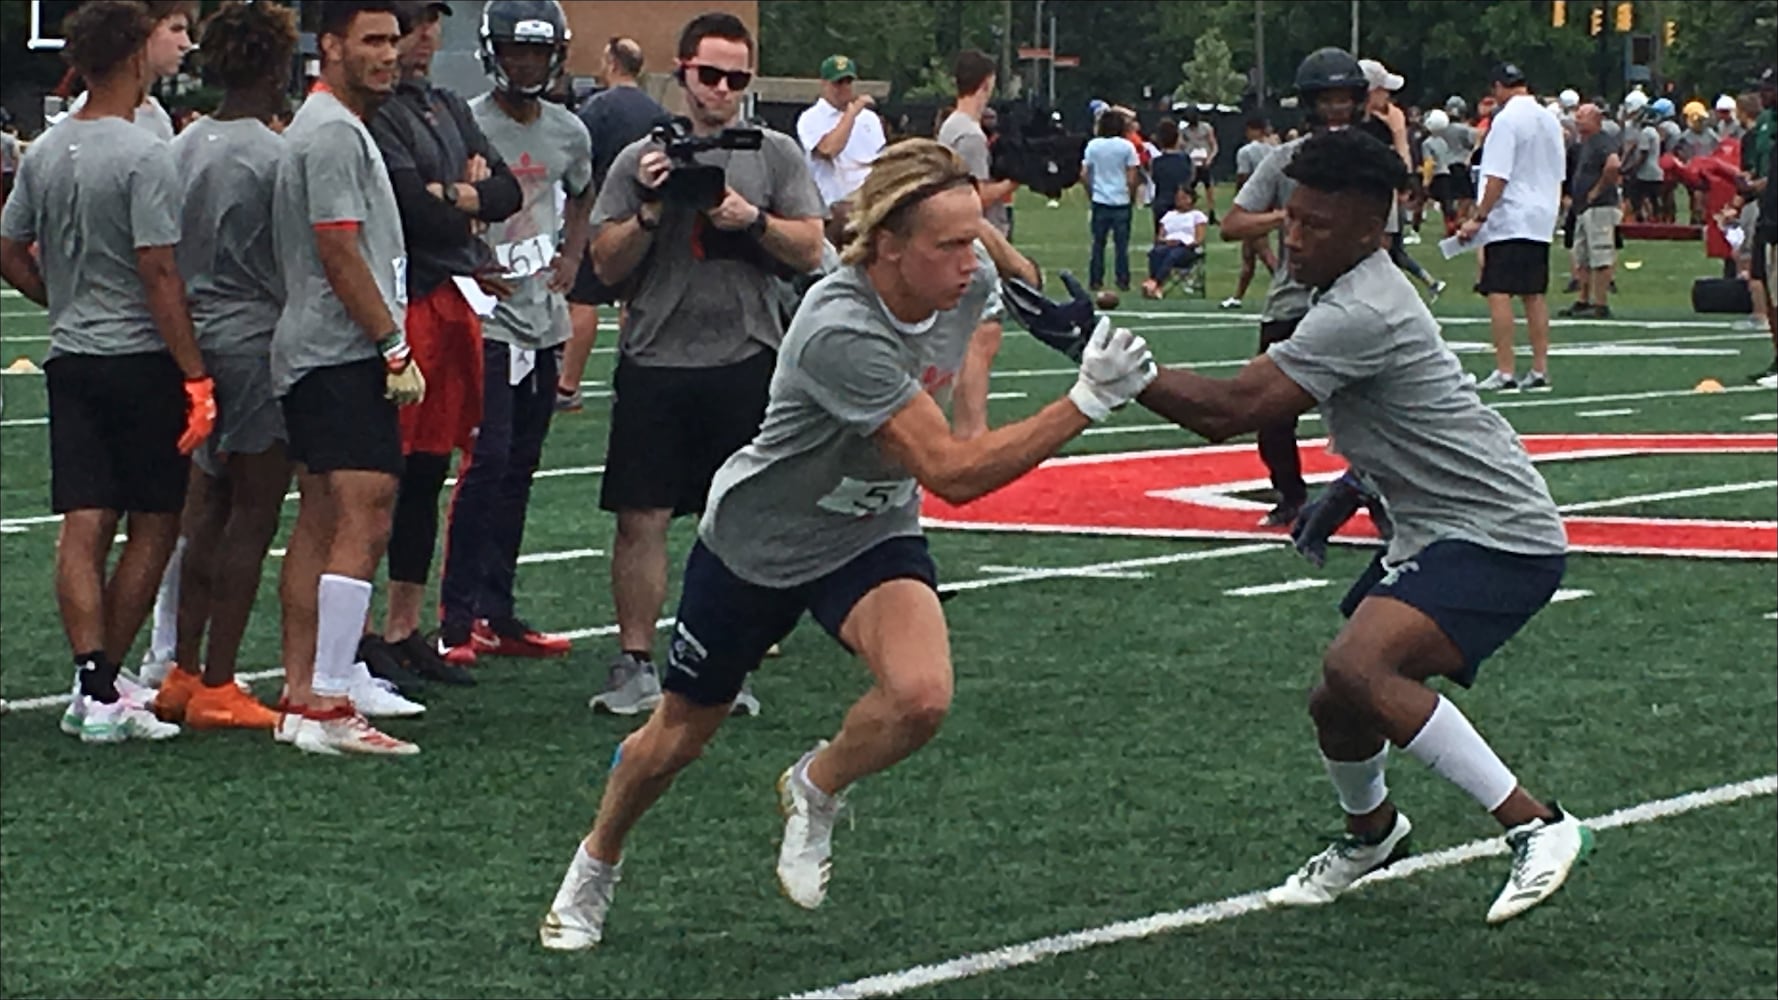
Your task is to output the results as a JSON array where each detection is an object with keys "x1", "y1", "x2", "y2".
[
  {"x1": 667, "y1": 622, "x2": 707, "y2": 677},
  {"x1": 1378, "y1": 559, "x2": 1420, "y2": 587},
  {"x1": 920, "y1": 433, "x2": 1778, "y2": 560}
]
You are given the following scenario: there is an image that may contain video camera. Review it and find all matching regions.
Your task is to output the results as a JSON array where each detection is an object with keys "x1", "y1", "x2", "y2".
[
  {"x1": 988, "y1": 102, "x2": 1086, "y2": 200},
  {"x1": 650, "y1": 117, "x2": 764, "y2": 209}
]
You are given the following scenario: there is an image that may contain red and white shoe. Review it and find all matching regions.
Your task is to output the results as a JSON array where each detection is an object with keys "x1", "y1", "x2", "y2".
[
  {"x1": 474, "y1": 617, "x2": 572, "y2": 659},
  {"x1": 290, "y1": 705, "x2": 419, "y2": 757}
]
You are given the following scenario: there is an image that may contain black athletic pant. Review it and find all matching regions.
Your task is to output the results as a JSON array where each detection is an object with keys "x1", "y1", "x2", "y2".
[{"x1": 1257, "y1": 318, "x2": 1307, "y2": 509}]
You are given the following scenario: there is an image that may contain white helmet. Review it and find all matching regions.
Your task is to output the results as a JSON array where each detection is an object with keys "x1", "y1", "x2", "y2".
[
  {"x1": 1559, "y1": 88, "x2": 1580, "y2": 109},
  {"x1": 1623, "y1": 89, "x2": 1649, "y2": 114},
  {"x1": 1424, "y1": 108, "x2": 1450, "y2": 133},
  {"x1": 1717, "y1": 93, "x2": 1737, "y2": 112}
]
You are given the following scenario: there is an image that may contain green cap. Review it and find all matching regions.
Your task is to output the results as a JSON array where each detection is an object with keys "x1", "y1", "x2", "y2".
[{"x1": 820, "y1": 55, "x2": 858, "y2": 82}]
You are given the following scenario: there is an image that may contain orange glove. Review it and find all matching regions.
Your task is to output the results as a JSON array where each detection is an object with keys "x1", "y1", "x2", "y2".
[{"x1": 178, "y1": 375, "x2": 216, "y2": 455}]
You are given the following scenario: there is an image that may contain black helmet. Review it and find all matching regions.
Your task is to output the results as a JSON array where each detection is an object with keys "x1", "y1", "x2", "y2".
[
  {"x1": 1295, "y1": 47, "x2": 1366, "y2": 96},
  {"x1": 479, "y1": 0, "x2": 570, "y2": 98}
]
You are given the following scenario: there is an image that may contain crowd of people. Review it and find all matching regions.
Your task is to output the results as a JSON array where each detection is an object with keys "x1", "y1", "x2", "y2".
[{"x1": 4, "y1": 0, "x2": 1774, "y2": 957}]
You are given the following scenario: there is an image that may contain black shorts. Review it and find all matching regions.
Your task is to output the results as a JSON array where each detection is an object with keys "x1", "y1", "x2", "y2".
[
  {"x1": 1448, "y1": 164, "x2": 1473, "y2": 199},
  {"x1": 1752, "y1": 233, "x2": 1772, "y2": 282},
  {"x1": 1478, "y1": 239, "x2": 1551, "y2": 297},
  {"x1": 1257, "y1": 316, "x2": 1302, "y2": 354},
  {"x1": 566, "y1": 254, "x2": 621, "y2": 307},
  {"x1": 1428, "y1": 174, "x2": 1455, "y2": 212},
  {"x1": 599, "y1": 350, "x2": 774, "y2": 516},
  {"x1": 46, "y1": 352, "x2": 188, "y2": 514},
  {"x1": 663, "y1": 536, "x2": 939, "y2": 706},
  {"x1": 280, "y1": 357, "x2": 403, "y2": 476},
  {"x1": 1339, "y1": 539, "x2": 1565, "y2": 686},
  {"x1": 1192, "y1": 164, "x2": 1214, "y2": 190}
]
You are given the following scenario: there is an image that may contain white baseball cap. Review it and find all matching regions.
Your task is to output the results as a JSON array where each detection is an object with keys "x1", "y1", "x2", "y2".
[
  {"x1": 1559, "y1": 88, "x2": 1580, "y2": 109},
  {"x1": 1716, "y1": 94, "x2": 1737, "y2": 112},
  {"x1": 1359, "y1": 59, "x2": 1404, "y2": 92}
]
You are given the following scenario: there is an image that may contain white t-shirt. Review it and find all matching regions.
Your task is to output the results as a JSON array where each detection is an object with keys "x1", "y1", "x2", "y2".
[
  {"x1": 1159, "y1": 208, "x2": 1208, "y2": 245},
  {"x1": 796, "y1": 99, "x2": 885, "y2": 206},
  {"x1": 1476, "y1": 93, "x2": 1566, "y2": 244}
]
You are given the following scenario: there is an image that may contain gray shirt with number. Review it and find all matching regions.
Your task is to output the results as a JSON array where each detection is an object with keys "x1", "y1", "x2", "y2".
[
  {"x1": 1233, "y1": 135, "x2": 1310, "y2": 323},
  {"x1": 938, "y1": 110, "x2": 1009, "y2": 235},
  {"x1": 171, "y1": 117, "x2": 284, "y2": 355},
  {"x1": 470, "y1": 96, "x2": 594, "y2": 350},
  {"x1": 0, "y1": 117, "x2": 181, "y2": 358},
  {"x1": 1235, "y1": 139, "x2": 1270, "y2": 181},
  {"x1": 592, "y1": 125, "x2": 824, "y2": 368},
  {"x1": 1268, "y1": 249, "x2": 1567, "y2": 562},
  {"x1": 270, "y1": 89, "x2": 407, "y2": 395},
  {"x1": 701, "y1": 245, "x2": 1000, "y2": 587}
]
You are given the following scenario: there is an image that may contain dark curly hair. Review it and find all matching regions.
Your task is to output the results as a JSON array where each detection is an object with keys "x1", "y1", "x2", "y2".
[
  {"x1": 1282, "y1": 127, "x2": 1407, "y2": 222},
  {"x1": 62, "y1": 0, "x2": 156, "y2": 81},
  {"x1": 197, "y1": 1, "x2": 299, "y2": 91}
]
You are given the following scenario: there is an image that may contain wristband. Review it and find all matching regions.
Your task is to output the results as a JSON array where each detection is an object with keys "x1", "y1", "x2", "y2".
[{"x1": 377, "y1": 329, "x2": 410, "y2": 366}]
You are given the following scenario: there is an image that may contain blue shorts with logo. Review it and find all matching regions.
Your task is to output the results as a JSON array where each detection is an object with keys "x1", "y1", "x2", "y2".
[
  {"x1": 663, "y1": 536, "x2": 939, "y2": 706},
  {"x1": 1339, "y1": 539, "x2": 1566, "y2": 687}
]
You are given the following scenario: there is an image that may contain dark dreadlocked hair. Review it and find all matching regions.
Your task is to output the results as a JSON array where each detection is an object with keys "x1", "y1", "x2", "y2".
[
  {"x1": 197, "y1": 1, "x2": 299, "y2": 92},
  {"x1": 62, "y1": 1, "x2": 156, "y2": 82},
  {"x1": 1282, "y1": 127, "x2": 1407, "y2": 223}
]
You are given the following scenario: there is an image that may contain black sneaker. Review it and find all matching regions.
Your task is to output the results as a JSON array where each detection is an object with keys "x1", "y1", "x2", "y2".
[
  {"x1": 1556, "y1": 301, "x2": 1592, "y2": 318},
  {"x1": 393, "y1": 630, "x2": 477, "y2": 686},
  {"x1": 1258, "y1": 502, "x2": 1302, "y2": 528},
  {"x1": 358, "y1": 635, "x2": 425, "y2": 698}
]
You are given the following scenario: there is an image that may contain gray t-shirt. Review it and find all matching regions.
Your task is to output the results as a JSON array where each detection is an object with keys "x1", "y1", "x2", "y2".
[
  {"x1": 171, "y1": 117, "x2": 284, "y2": 354},
  {"x1": 0, "y1": 117, "x2": 182, "y2": 358},
  {"x1": 1235, "y1": 139, "x2": 1270, "y2": 180},
  {"x1": 68, "y1": 92, "x2": 176, "y2": 141},
  {"x1": 1267, "y1": 250, "x2": 1567, "y2": 562},
  {"x1": 1183, "y1": 121, "x2": 1216, "y2": 158},
  {"x1": 592, "y1": 125, "x2": 824, "y2": 368},
  {"x1": 937, "y1": 110, "x2": 1009, "y2": 235},
  {"x1": 1233, "y1": 135, "x2": 1310, "y2": 323},
  {"x1": 470, "y1": 97, "x2": 594, "y2": 349},
  {"x1": 1570, "y1": 130, "x2": 1620, "y2": 209},
  {"x1": 700, "y1": 245, "x2": 1000, "y2": 586},
  {"x1": 270, "y1": 89, "x2": 407, "y2": 395},
  {"x1": 1423, "y1": 134, "x2": 1456, "y2": 175},
  {"x1": 0, "y1": 133, "x2": 18, "y2": 174},
  {"x1": 1633, "y1": 125, "x2": 1666, "y2": 181}
]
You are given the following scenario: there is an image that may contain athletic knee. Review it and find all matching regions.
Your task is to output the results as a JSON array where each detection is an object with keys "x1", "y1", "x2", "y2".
[
  {"x1": 887, "y1": 676, "x2": 952, "y2": 738},
  {"x1": 628, "y1": 722, "x2": 707, "y2": 777},
  {"x1": 614, "y1": 510, "x2": 670, "y2": 546},
  {"x1": 1320, "y1": 646, "x2": 1384, "y2": 716},
  {"x1": 1307, "y1": 681, "x2": 1347, "y2": 727}
]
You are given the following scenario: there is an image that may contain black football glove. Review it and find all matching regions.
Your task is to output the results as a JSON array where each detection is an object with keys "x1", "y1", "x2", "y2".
[
  {"x1": 1290, "y1": 470, "x2": 1390, "y2": 568},
  {"x1": 1000, "y1": 270, "x2": 1098, "y2": 361}
]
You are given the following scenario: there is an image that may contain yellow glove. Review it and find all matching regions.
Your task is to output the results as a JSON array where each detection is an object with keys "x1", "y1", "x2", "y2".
[{"x1": 378, "y1": 330, "x2": 427, "y2": 407}]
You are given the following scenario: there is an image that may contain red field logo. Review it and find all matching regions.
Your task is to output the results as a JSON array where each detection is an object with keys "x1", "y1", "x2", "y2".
[{"x1": 921, "y1": 433, "x2": 1778, "y2": 560}]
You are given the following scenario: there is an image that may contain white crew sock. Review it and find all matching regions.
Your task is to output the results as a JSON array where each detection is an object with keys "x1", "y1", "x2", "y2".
[
  {"x1": 313, "y1": 574, "x2": 373, "y2": 698},
  {"x1": 1323, "y1": 745, "x2": 1390, "y2": 816},
  {"x1": 146, "y1": 536, "x2": 186, "y2": 661},
  {"x1": 1401, "y1": 695, "x2": 1518, "y2": 813}
]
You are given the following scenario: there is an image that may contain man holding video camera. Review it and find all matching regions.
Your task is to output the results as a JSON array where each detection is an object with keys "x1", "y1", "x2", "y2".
[{"x1": 586, "y1": 11, "x2": 825, "y2": 718}]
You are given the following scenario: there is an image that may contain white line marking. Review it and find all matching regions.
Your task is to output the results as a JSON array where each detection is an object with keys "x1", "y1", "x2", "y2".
[
  {"x1": 1765, "y1": 611, "x2": 1777, "y2": 620},
  {"x1": 1556, "y1": 480, "x2": 1776, "y2": 513},
  {"x1": 1551, "y1": 588, "x2": 1595, "y2": 603},
  {"x1": 985, "y1": 391, "x2": 1029, "y2": 401},
  {"x1": 1223, "y1": 578, "x2": 1331, "y2": 597},
  {"x1": 783, "y1": 774, "x2": 1778, "y2": 1000},
  {"x1": 0, "y1": 416, "x2": 46, "y2": 427},
  {"x1": 976, "y1": 564, "x2": 1152, "y2": 580},
  {"x1": 1746, "y1": 413, "x2": 1777, "y2": 422},
  {"x1": 1576, "y1": 408, "x2": 1637, "y2": 418}
]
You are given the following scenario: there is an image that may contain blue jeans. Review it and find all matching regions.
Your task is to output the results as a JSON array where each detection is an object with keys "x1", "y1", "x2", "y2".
[
  {"x1": 1089, "y1": 202, "x2": 1133, "y2": 289},
  {"x1": 1147, "y1": 243, "x2": 1202, "y2": 282}
]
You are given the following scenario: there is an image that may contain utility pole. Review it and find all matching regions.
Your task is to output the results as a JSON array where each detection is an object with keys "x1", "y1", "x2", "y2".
[
  {"x1": 1255, "y1": 0, "x2": 1266, "y2": 112},
  {"x1": 1596, "y1": 0, "x2": 1611, "y2": 101},
  {"x1": 1000, "y1": 0, "x2": 1013, "y2": 96},
  {"x1": 1033, "y1": 0, "x2": 1044, "y2": 105},
  {"x1": 1350, "y1": 0, "x2": 1360, "y2": 53},
  {"x1": 1048, "y1": 13, "x2": 1058, "y2": 110}
]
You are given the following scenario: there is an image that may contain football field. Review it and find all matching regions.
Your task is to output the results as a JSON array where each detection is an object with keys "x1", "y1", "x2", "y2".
[{"x1": 1, "y1": 191, "x2": 1775, "y2": 999}]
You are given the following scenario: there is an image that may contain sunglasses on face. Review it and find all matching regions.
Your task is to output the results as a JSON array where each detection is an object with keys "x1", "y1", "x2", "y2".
[{"x1": 686, "y1": 63, "x2": 752, "y2": 92}]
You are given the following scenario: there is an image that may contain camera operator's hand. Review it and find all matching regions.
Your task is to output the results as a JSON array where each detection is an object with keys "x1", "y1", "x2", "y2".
[
  {"x1": 706, "y1": 187, "x2": 761, "y2": 232},
  {"x1": 637, "y1": 150, "x2": 672, "y2": 192}
]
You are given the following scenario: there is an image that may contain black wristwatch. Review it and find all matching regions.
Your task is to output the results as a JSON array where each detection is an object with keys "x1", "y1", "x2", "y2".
[
  {"x1": 441, "y1": 183, "x2": 459, "y2": 208},
  {"x1": 637, "y1": 205, "x2": 661, "y2": 232},
  {"x1": 745, "y1": 209, "x2": 768, "y2": 239}
]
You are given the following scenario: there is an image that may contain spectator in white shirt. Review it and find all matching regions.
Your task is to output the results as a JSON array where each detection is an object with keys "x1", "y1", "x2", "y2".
[
  {"x1": 1142, "y1": 185, "x2": 1209, "y2": 298},
  {"x1": 1457, "y1": 62, "x2": 1566, "y2": 391},
  {"x1": 796, "y1": 54, "x2": 885, "y2": 245}
]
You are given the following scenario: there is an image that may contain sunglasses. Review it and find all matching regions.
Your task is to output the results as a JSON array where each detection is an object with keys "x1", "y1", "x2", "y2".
[{"x1": 685, "y1": 63, "x2": 752, "y2": 92}]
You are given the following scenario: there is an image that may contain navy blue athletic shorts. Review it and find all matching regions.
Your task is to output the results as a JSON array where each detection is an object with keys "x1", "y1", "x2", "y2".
[
  {"x1": 1338, "y1": 539, "x2": 1565, "y2": 687},
  {"x1": 662, "y1": 536, "x2": 939, "y2": 706}
]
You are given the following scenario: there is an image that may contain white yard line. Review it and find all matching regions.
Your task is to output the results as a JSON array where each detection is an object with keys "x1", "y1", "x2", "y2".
[
  {"x1": 1551, "y1": 588, "x2": 1595, "y2": 603},
  {"x1": 1745, "y1": 412, "x2": 1777, "y2": 422},
  {"x1": 1223, "y1": 578, "x2": 1331, "y2": 597},
  {"x1": 1556, "y1": 480, "x2": 1776, "y2": 513},
  {"x1": 783, "y1": 774, "x2": 1778, "y2": 1000},
  {"x1": 1576, "y1": 408, "x2": 1637, "y2": 418}
]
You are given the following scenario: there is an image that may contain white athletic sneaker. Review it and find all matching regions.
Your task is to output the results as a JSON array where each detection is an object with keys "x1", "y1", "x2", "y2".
[
  {"x1": 1759, "y1": 372, "x2": 1778, "y2": 390},
  {"x1": 589, "y1": 653, "x2": 662, "y2": 716},
  {"x1": 730, "y1": 679, "x2": 761, "y2": 717},
  {"x1": 273, "y1": 706, "x2": 301, "y2": 744},
  {"x1": 79, "y1": 697, "x2": 180, "y2": 744},
  {"x1": 137, "y1": 657, "x2": 175, "y2": 689},
  {"x1": 1267, "y1": 810, "x2": 1413, "y2": 907},
  {"x1": 59, "y1": 674, "x2": 85, "y2": 736},
  {"x1": 776, "y1": 741, "x2": 845, "y2": 909},
  {"x1": 348, "y1": 662, "x2": 426, "y2": 718},
  {"x1": 114, "y1": 671, "x2": 158, "y2": 709},
  {"x1": 291, "y1": 710, "x2": 419, "y2": 756},
  {"x1": 1470, "y1": 370, "x2": 1519, "y2": 392},
  {"x1": 539, "y1": 846, "x2": 621, "y2": 951},
  {"x1": 1486, "y1": 805, "x2": 1593, "y2": 924},
  {"x1": 1219, "y1": 296, "x2": 1242, "y2": 310}
]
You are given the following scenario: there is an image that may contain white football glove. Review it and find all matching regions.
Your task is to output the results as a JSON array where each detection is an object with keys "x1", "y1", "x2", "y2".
[
  {"x1": 378, "y1": 330, "x2": 427, "y2": 407},
  {"x1": 1067, "y1": 317, "x2": 1157, "y2": 422}
]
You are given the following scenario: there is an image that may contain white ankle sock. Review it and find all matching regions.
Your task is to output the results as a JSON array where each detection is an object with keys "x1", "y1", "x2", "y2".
[
  {"x1": 313, "y1": 574, "x2": 372, "y2": 697},
  {"x1": 147, "y1": 537, "x2": 186, "y2": 660},
  {"x1": 1323, "y1": 746, "x2": 1390, "y2": 815},
  {"x1": 1402, "y1": 695, "x2": 1517, "y2": 813}
]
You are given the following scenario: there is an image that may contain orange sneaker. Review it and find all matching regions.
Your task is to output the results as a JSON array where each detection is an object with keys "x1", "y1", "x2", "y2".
[
  {"x1": 185, "y1": 681, "x2": 280, "y2": 730},
  {"x1": 152, "y1": 667, "x2": 204, "y2": 722}
]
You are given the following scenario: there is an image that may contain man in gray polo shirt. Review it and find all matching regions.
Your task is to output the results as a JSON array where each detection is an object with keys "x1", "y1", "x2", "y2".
[{"x1": 585, "y1": 12, "x2": 825, "y2": 717}]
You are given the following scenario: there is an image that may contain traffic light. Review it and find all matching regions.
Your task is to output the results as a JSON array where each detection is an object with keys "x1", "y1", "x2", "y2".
[
  {"x1": 1589, "y1": 6, "x2": 1603, "y2": 34},
  {"x1": 1615, "y1": 1, "x2": 1633, "y2": 32},
  {"x1": 1552, "y1": 0, "x2": 1566, "y2": 27},
  {"x1": 1664, "y1": 19, "x2": 1677, "y2": 45}
]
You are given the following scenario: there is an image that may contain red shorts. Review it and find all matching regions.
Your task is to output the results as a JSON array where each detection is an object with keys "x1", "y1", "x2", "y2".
[{"x1": 399, "y1": 282, "x2": 483, "y2": 456}]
